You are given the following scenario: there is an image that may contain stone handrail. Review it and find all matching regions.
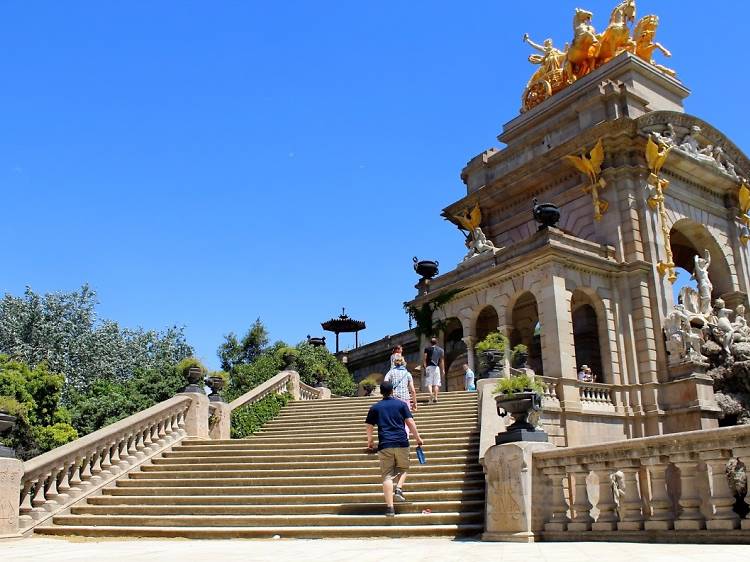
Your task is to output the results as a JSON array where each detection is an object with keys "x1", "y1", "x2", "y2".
[
  {"x1": 228, "y1": 370, "x2": 329, "y2": 411},
  {"x1": 532, "y1": 424, "x2": 750, "y2": 539},
  {"x1": 576, "y1": 381, "x2": 614, "y2": 406},
  {"x1": 537, "y1": 375, "x2": 560, "y2": 406},
  {"x1": 477, "y1": 378, "x2": 504, "y2": 465},
  {"x1": 17, "y1": 394, "x2": 193, "y2": 533}
]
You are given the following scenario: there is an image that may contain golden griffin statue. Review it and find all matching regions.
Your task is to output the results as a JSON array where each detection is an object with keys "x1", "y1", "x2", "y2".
[
  {"x1": 521, "y1": 0, "x2": 675, "y2": 112},
  {"x1": 565, "y1": 139, "x2": 608, "y2": 221}
]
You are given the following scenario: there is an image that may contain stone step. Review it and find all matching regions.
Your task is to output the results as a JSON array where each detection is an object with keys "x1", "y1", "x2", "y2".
[
  {"x1": 257, "y1": 419, "x2": 478, "y2": 433},
  {"x1": 199, "y1": 429, "x2": 478, "y2": 445},
  {"x1": 139, "y1": 461, "x2": 481, "y2": 476},
  {"x1": 72, "y1": 498, "x2": 485, "y2": 516},
  {"x1": 150, "y1": 453, "x2": 478, "y2": 469},
  {"x1": 274, "y1": 403, "x2": 477, "y2": 418},
  {"x1": 36, "y1": 523, "x2": 484, "y2": 539},
  {"x1": 123, "y1": 470, "x2": 484, "y2": 486},
  {"x1": 88, "y1": 488, "x2": 485, "y2": 506},
  {"x1": 160, "y1": 449, "x2": 477, "y2": 464},
  {"x1": 284, "y1": 393, "x2": 476, "y2": 408},
  {"x1": 104, "y1": 479, "x2": 485, "y2": 496},
  {"x1": 271, "y1": 408, "x2": 478, "y2": 423},
  {"x1": 174, "y1": 436, "x2": 478, "y2": 452}
]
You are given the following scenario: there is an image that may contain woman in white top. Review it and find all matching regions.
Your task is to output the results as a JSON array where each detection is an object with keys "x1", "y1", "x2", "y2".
[{"x1": 384, "y1": 354, "x2": 417, "y2": 412}]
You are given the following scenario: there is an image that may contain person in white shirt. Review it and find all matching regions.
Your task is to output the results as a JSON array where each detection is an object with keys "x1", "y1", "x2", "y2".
[{"x1": 463, "y1": 364, "x2": 475, "y2": 391}]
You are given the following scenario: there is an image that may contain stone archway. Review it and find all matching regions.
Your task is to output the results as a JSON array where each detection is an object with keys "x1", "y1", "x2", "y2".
[
  {"x1": 571, "y1": 292, "x2": 604, "y2": 382},
  {"x1": 670, "y1": 219, "x2": 733, "y2": 299},
  {"x1": 510, "y1": 292, "x2": 543, "y2": 376},
  {"x1": 443, "y1": 317, "x2": 465, "y2": 392},
  {"x1": 475, "y1": 306, "x2": 499, "y2": 341}
]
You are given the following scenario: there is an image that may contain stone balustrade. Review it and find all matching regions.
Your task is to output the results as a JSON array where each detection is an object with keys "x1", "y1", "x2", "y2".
[
  {"x1": 228, "y1": 370, "x2": 330, "y2": 412},
  {"x1": 577, "y1": 381, "x2": 615, "y2": 408},
  {"x1": 14, "y1": 394, "x2": 194, "y2": 535},
  {"x1": 537, "y1": 375, "x2": 560, "y2": 406},
  {"x1": 531, "y1": 424, "x2": 750, "y2": 542}
]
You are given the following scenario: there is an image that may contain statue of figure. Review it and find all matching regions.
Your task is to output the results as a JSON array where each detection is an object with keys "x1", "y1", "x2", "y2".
[
  {"x1": 523, "y1": 33, "x2": 568, "y2": 87},
  {"x1": 632, "y1": 14, "x2": 676, "y2": 77},
  {"x1": 454, "y1": 203, "x2": 499, "y2": 261},
  {"x1": 596, "y1": 0, "x2": 637, "y2": 66},
  {"x1": 692, "y1": 250, "x2": 712, "y2": 316},
  {"x1": 664, "y1": 304, "x2": 707, "y2": 365},
  {"x1": 652, "y1": 123, "x2": 677, "y2": 147},
  {"x1": 566, "y1": 8, "x2": 599, "y2": 80},
  {"x1": 713, "y1": 298, "x2": 735, "y2": 353},
  {"x1": 679, "y1": 125, "x2": 703, "y2": 154},
  {"x1": 610, "y1": 470, "x2": 627, "y2": 520}
]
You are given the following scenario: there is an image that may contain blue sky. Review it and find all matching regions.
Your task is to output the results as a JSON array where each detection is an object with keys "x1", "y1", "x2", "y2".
[{"x1": 1, "y1": 1, "x2": 747, "y2": 369}]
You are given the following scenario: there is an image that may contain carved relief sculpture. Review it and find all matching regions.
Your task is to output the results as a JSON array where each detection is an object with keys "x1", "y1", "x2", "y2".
[{"x1": 565, "y1": 138, "x2": 607, "y2": 220}]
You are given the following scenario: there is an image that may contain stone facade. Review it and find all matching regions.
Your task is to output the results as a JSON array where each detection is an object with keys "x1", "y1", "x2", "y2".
[{"x1": 398, "y1": 53, "x2": 750, "y2": 446}]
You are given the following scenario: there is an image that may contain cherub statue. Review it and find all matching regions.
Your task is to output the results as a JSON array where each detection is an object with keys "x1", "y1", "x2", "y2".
[
  {"x1": 633, "y1": 15, "x2": 676, "y2": 77},
  {"x1": 679, "y1": 125, "x2": 703, "y2": 154},
  {"x1": 712, "y1": 298, "x2": 735, "y2": 353},
  {"x1": 522, "y1": 33, "x2": 568, "y2": 88},
  {"x1": 454, "y1": 203, "x2": 498, "y2": 261}
]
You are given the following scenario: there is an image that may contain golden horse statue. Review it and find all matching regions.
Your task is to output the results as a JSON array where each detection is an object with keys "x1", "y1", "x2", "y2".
[
  {"x1": 633, "y1": 14, "x2": 676, "y2": 77},
  {"x1": 566, "y1": 8, "x2": 599, "y2": 80},
  {"x1": 596, "y1": 0, "x2": 637, "y2": 65}
]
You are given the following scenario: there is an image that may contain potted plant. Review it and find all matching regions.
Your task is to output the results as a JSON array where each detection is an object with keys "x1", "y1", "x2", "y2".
[
  {"x1": 177, "y1": 357, "x2": 207, "y2": 393},
  {"x1": 361, "y1": 376, "x2": 378, "y2": 396},
  {"x1": 0, "y1": 396, "x2": 24, "y2": 458},
  {"x1": 476, "y1": 331, "x2": 509, "y2": 378},
  {"x1": 206, "y1": 371, "x2": 229, "y2": 402},
  {"x1": 493, "y1": 373, "x2": 548, "y2": 444},
  {"x1": 511, "y1": 344, "x2": 529, "y2": 369}
]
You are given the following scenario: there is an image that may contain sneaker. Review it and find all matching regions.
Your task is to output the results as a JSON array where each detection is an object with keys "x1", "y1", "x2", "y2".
[
  {"x1": 385, "y1": 506, "x2": 395, "y2": 517},
  {"x1": 394, "y1": 488, "x2": 406, "y2": 502}
]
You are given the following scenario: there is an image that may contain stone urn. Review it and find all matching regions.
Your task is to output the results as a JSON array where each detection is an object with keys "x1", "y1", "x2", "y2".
[
  {"x1": 182, "y1": 365, "x2": 205, "y2": 393},
  {"x1": 495, "y1": 391, "x2": 547, "y2": 444},
  {"x1": 533, "y1": 199, "x2": 560, "y2": 230},
  {"x1": 481, "y1": 350, "x2": 505, "y2": 379},
  {"x1": 413, "y1": 257, "x2": 439, "y2": 280},
  {"x1": 206, "y1": 376, "x2": 226, "y2": 402},
  {"x1": 306, "y1": 336, "x2": 326, "y2": 348},
  {"x1": 513, "y1": 351, "x2": 529, "y2": 369},
  {"x1": 0, "y1": 412, "x2": 17, "y2": 458}
]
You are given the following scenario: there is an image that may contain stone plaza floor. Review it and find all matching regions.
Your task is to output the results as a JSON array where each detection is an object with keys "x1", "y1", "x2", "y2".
[{"x1": 1, "y1": 537, "x2": 748, "y2": 562}]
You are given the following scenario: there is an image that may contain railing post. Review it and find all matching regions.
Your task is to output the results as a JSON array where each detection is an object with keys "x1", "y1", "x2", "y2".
[
  {"x1": 643, "y1": 456, "x2": 674, "y2": 530},
  {"x1": 732, "y1": 446, "x2": 750, "y2": 530},
  {"x1": 567, "y1": 465, "x2": 594, "y2": 531},
  {"x1": 0, "y1": 457, "x2": 23, "y2": 538},
  {"x1": 590, "y1": 463, "x2": 618, "y2": 531},
  {"x1": 670, "y1": 453, "x2": 705, "y2": 530},
  {"x1": 700, "y1": 449, "x2": 740, "y2": 530},
  {"x1": 209, "y1": 402, "x2": 232, "y2": 440},
  {"x1": 617, "y1": 462, "x2": 644, "y2": 531},
  {"x1": 288, "y1": 371, "x2": 301, "y2": 400},
  {"x1": 182, "y1": 392, "x2": 210, "y2": 439},
  {"x1": 542, "y1": 465, "x2": 570, "y2": 532}
]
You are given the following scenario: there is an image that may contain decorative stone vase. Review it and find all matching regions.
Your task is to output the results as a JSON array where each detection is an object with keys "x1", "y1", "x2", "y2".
[
  {"x1": 413, "y1": 257, "x2": 439, "y2": 279},
  {"x1": 532, "y1": 199, "x2": 560, "y2": 230},
  {"x1": 513, "y1": 351, "x2": 529, "y2": 369},
  {"x1": 481, "y1": 350, "x2": 505, "y2": 379},
  {"x1": 495, "y1": 391, "x2": 548, "y2": 444},
  {"x1": 0, "y1": 412, "x2": 17, "y2": 458},
  {"x1": 182, "y1": 366, "x2": 205, "y2": 394},
  {"x1": 306, "y1": 336, "x2": 326, "y2": 348},
  {"x1": 206, "y1": 376, "x2": 226, "y2": 403}
]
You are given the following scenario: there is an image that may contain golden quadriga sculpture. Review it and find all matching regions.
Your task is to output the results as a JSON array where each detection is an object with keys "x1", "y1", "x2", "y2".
[{"x1": 521, "y1": 1, "x2": 675, "y2": 112}]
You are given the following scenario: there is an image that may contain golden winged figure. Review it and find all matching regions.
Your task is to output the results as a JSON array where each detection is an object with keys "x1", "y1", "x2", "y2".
[
  {"x1": 739, "y1": 180, "x2": 750, "y2": 227},
  {"x1": 645, "y1": 135, "x2": 671, "y2": 175},
  {"x1": 455, "y1": 203, "x2": 482, "y2": 233},
  {"x1": 565, "y1": 139, "x2": 607, "y2": 220}
]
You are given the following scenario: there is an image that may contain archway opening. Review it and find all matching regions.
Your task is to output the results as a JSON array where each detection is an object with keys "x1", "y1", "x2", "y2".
[
  {"x1": 511, "y1": 292, "x2": 543, "y2": 376},
  {"x1": 442, "y1": 317, "x2": 466, "y2": 391},
  {"x1": 571, "y1": 292, "x2": 604, "y2": 382},
  {"x1": 475, "y1": 306, "x2": 499, "y2": 341}
]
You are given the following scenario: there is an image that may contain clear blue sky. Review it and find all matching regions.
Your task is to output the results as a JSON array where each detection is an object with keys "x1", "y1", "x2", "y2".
[{"x1": 1, "y1": 1, "x2": 747, "y2": 369}]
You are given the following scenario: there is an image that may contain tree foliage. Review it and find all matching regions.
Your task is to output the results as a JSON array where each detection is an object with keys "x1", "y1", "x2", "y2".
[
  {"x1": 218, "y1": 318, "x2": 269, "y2": 372},
  {"x1": 0, "y1": 355, "x2": 78, "y2": 459},
  {"x1": 0, "y1": 285, "x2": 193, "y2": 395}
]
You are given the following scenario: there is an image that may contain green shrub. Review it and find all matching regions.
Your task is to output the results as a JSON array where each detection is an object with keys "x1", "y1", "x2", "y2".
[
  {"x1": 32, "y1": 422, "x2": 78, "y2": 452},
  {"x1": 493, "y1": 374, "x2": 545, "y2": 398},
  {"x1": 476, "y1": 332, "x2": 509, "y2": 354},
  {"x1": 231, "y1": 392, "x2": 291, "y2": 439},
  {"x1": 0, "y1": 396, "x2": 26, "y2": 417}
]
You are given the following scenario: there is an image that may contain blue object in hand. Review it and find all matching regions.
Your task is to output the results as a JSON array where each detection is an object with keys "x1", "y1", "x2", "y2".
[{"x1": 416, "y1": 446, "x2": 426, "y2": 464}]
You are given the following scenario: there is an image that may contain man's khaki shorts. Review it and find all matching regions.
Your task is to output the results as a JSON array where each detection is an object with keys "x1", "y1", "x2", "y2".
[{"x1": 378, "y1": 447, "x2": 410, "y2": 481}]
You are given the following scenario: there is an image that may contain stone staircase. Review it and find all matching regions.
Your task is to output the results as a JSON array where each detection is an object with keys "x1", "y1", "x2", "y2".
[{"x1": 36, "y1": 391, "x2": 484, "y2": 538}]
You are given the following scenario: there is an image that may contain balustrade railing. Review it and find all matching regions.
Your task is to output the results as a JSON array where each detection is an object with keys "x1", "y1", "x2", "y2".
[
  {"x1": 577, "y1": 381, "x2": 615, "y2": 407},
  {"x1": 229, "y1": 370, "x2": 329, "y2": 411},
  {"x1": 537, "y1": 375, "x2": 560, "y2": 406},
  {"x1": 18, "y1": 395, "x2": 192, "y2": 532},
  {"x1": 532, "y1": 424, "x2": 750, "y2": 539}
]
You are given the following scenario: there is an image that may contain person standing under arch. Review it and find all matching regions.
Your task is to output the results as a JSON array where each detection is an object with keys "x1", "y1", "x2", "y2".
[{"x1": 423, "y1": 337, "x2": 445, "y2": 403}]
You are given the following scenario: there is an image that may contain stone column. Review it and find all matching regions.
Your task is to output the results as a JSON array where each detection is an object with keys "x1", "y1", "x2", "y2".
[
  {"x1": 590, "y1": 464, "x2": 618, "y2": 531},
  {"x1": 462, "y1": 335, "x2": 477, "y2": 373},
  {"x1": 643, "y1": 457, "x2": 674, "y2": 530},
  {"x1": 701, "y1": 449, "x2": 740, "y2": 530},
  {"x1": 0, "y1": 457, "x2": 23, "y2": 538},
  {"x1": 182, "y1": 392, "x2": 210, "y2": 439},
  {"x1": 482, "y1": 441, "x2": 555, "y2": 542},
  {"x1": 537, "y1": 272, "x2": 580, "y2": 411},
  {"x1": 670, "y1": 454, "x2": 705, "y2": 530},
  {"x1": 617, "y1": 462, "x2": 644, "y2": 531},
  {"x1": 566, "y1": 465, "x2": 594, "y2": 531},
  {"x1": 543, "y1": 465, "x2": 570, "y2": 532},
  {"x1": 732, "y1": 446, "x2": 750, "y2": 530}
]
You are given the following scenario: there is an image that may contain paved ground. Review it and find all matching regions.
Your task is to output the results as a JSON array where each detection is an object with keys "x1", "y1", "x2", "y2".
[{"x1": 1, "y1": 537, "x2": 748, "y2": 562}]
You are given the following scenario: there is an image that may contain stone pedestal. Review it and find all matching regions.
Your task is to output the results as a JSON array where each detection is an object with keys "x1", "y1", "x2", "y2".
[
  {"x1": 182, "y1": 392, "x2": 210, "y2": 439},
  {"x1": 209, "y1": 402, "x2": 232, "y2": 440},
  {"x1": 482, "y1": 441, "x2": 555, "y2": 542},
  {"x1": 0, "y1": 457, "x2": 23, "y2": 538}
]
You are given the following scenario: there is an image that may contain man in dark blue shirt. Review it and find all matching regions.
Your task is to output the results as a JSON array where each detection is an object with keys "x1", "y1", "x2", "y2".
[{"x1": 365, "y1": 381, "x2": 424, "y2": 517}]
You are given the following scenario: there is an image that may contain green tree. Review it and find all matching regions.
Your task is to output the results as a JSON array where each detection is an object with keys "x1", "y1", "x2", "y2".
[
  {"x1": 0, "y1": 356, "x2": 78, "y2": 460},
  {"x1": 217, "y1": 318, "x2": 269, "y2": 372},
  {"x1": 0, "y1": 285, "x2": 193, "y2": 395}
]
